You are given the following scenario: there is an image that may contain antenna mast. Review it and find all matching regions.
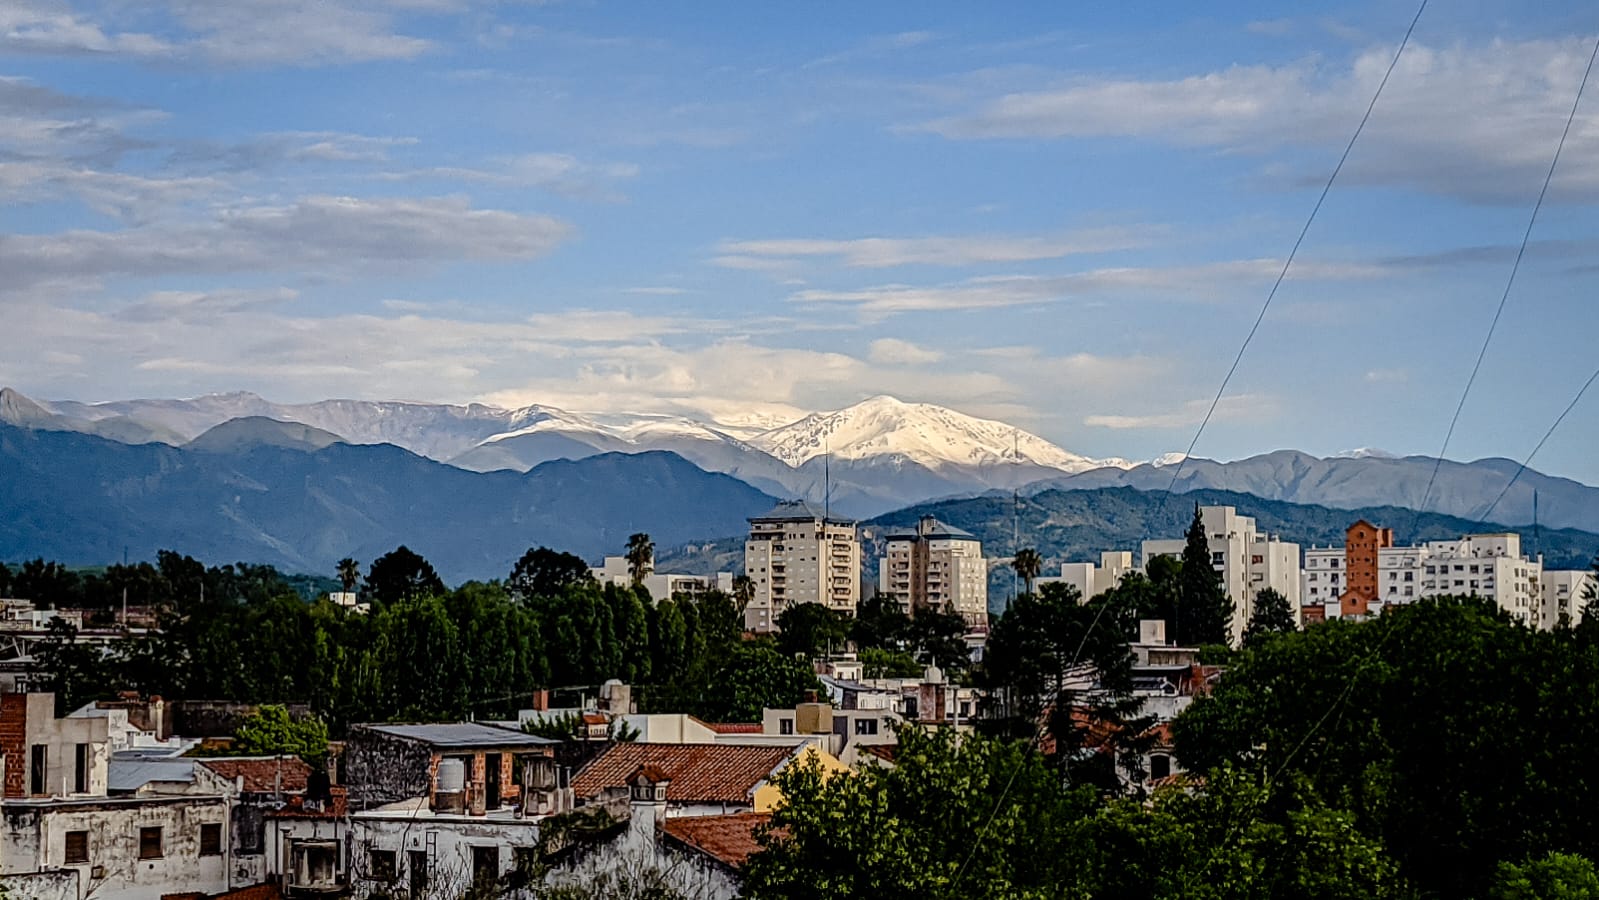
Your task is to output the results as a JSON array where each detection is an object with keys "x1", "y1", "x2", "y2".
[{"x1": 1011, "y1": 429, "x2": 1020, "y2": 610}]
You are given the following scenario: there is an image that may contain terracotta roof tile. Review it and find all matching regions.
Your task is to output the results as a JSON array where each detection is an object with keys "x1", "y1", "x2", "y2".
[
  {"x1": 859, "y1": 744, "x2": 896, "y2": 763},
  {"x1": 572, "y1": 743, "x2": 795, "y2": 805},
  {"x1": 660, "y1": 813, "x2": 776, "y2": 870},
  {"x1": 197, "y1": 757, "x2": 312, "y2": 793},
  {"x1": 703, "y1": 722, "x2": 763, "y2": 734}
]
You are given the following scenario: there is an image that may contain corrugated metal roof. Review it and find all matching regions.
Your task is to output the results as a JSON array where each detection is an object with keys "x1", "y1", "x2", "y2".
[
  {"x1": 361, "y1": 723, "x2": 556, "y2": 749},
  {"x1": 108, "y1": 758, "x2": 196, "y2": 792}
]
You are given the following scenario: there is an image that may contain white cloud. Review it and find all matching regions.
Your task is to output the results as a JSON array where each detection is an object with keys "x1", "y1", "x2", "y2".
[
  {"x1": 717, "y1": 226, "x2": 1154, "y2": 269},
  {"x1": 1364, "y1": 367, "x2": 1409, "y2": 383},
  {"x1": 0, "y1": 195, "x2": 573, "y2": 288},
  {"x1": 789, "y1": 257, "x2": 1392, "y2": 317},
  {"x1": 868, "y1": 338, "x2": 943, "y2": 365},
  {"x1": 381, "y1": 153, "x2": 640, "y2": 200},
  {"x1": 0, "y1": 0, "x2": 172, "y2": 58},
  {"x1": 922, "y1": 37, "x2": 1599, "y2": 203},
  {"x1": 1083, "y1": 394, "x2": 1277, "y2": 430}
]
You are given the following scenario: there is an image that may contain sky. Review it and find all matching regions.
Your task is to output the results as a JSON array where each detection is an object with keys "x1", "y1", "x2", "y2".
[{"x1": 5, "y1": 1, "x2": 1599, "y2": 481}]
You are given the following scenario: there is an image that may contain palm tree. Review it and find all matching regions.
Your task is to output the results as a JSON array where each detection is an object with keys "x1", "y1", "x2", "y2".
[
  {"x1": 336, "y1": 557, "x2": 360, "y2": 594},
  {"x1": 625, "y1": 533, "x2": 655, "y2": 587},
  {"x1": 1012, "y1": 548, "x2": 1043, "y2": 596},
  {"x1": 732, "y1": 574, "x2": 755, "y2": 612}
]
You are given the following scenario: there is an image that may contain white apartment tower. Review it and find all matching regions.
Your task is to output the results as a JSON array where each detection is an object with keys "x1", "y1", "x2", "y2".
[
  {"x1": 877, "y1": 516, "x2": 990, "y2": 627},
  {"x1": 1142, "y1": 505, "x2": 1302, "y2": 646},
  {"x1": 1036, "y1": 551, "x2": 1136, "y2": 602},
  {"x1": 744, "y1": 500, "x2": 861, "y2": 633},
  {"x1": 1305, "y1": 531, "x2": 1559, "y2": 629}
]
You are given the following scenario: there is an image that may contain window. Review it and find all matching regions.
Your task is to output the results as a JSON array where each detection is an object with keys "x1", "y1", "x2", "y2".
[
  {"x1": 1149, "y1": 754, "x2": 1172, "y2": 781},
  {"x1": 64, "y1": 831, "x2": 88, "y2": 865},
  {"x1": 1211, "y1": 551, "x2": 1225, "y2": 565},
  {"x1": 1404, "y1": 572, "x2": 1413, "y2": 582},
  {"x1": 369, "y1": 849, "x2": 396, "y2": 881},
  {"x1": 73, "y1": 743, "x2": 88, "y2": 794},
  {"x1": 30, "y1": 745, "x2": 46, "y2": 796},
  {"x1": 854, "y1": 718, "x2": 878, "y2": 736},
  {"x1": 1308, "y1": 574, "x2": 1317, "y2": 582},
  {"x1": 410, "y1": 849, "x2": 430, "y2": 896},
  {"x1": 139, "y1": 827, "x2": 163, "y2": 860},
  {"x1": 779, "y1": 718, "x2": 794, "y2": 735},
  {"x1": 200, "y1": 823, "x2": 222, "y2": 857},
  {"x1": 472, "y1": 845, "x2": 500, "y2": 889}
]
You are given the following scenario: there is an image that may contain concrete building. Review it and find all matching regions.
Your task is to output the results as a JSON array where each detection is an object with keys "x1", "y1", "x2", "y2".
[
  {"x1": 1036, "y1": 551, "x2": 1136, "y2": 602},
  {"x1": 590, "y1": 557, "x2": 734, "y2": 600},
  {"x1": 570, "y1": 742, "x2": 822, "y2": 817},
  {"x1": 877, "y1": 516, "x2": 989, "y2": 626},
  {"x1": 343, "y1": 722, "x2": 558, "y2": 812},
  {"x1": 760, "y1": 695, "x2": 902, "y2": 767},
  {"x1": 743, "y1": 501, "x2": 861, "y2": 633},
  {"x1": 1142, "y1": 506, "x2": 1301, "y2": 645},
  {"x1": 1542, "y1": 569, "x2": 1596, "y2": 627},
  {"x1": 1306, "y1": 530, "x2": 1549, "y2": 628}
]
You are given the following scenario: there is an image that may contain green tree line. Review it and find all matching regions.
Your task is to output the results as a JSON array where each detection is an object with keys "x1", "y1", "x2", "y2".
[{"x1": 30, "y1": 545, "x2": 824, "y2": 728}]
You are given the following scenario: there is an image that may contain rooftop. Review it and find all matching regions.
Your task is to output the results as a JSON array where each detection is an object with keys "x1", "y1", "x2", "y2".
[
  {"x1": 883, "y1": 516, "x2": 976, "y2": 540},
  {"x1": 197, "y1": 756, "x2": 313, "y2": 793},
  {"x1": 359, "y1": 722, "x2": 557, "y2": 749},
  {"x1": 108, "y1": 758, "x2": 195, "y2": 793},
  {"x1": 749, "y1": 499, "x2": 856, "y2": 526},
  {"x1": 573, "y1": 743, "x2": 797, "y2": 805},
  {"x1": 660, "y1": 812, "x2": 775, "y2": 871}
]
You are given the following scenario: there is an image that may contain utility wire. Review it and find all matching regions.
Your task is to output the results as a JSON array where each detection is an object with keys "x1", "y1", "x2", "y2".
[
  {"x1": 1160, "y1": 0, "x2": 1431, "y2": 502},
  {"x1": 1411, "y1": 28, "x2": 1599, "y2": 521},
  {"x1": 1183, "y1": 29, "x2": 1599, "y2": 894},
  {"x1": 1474, "y1": 365, "x2": 1599, "y2": 527}
]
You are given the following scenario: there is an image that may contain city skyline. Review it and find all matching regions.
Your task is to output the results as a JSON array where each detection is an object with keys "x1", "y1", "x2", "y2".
[{"x1": 5, "y1": 2, "x2": 1599, "y2": 482}]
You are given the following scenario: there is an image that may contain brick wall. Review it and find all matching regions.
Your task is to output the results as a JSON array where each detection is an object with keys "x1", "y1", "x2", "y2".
[{"x1": 0, "y1": 694, "x2": 27, "y2": 799}]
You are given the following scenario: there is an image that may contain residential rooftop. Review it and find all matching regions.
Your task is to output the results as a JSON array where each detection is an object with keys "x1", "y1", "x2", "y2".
[{"x1": 358, "y1": 722, "x2": 557, "y2": 749}]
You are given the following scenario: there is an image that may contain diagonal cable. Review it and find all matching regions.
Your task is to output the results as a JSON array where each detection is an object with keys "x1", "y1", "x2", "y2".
[
  {"x1": 1161, "y1": 0, "x2": 1431, "y2": 501},
  {"x1": 1412, "y1": 29, "x2": 1599, "y2": 521}
]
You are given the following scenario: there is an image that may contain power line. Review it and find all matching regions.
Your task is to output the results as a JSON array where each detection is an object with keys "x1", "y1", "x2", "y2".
[
  {"x1": 1160, "y1": 0, "x2": 1431, "y2": 501},
  {"x1": 1412, "y1": 28, "x2": 1599, "y2": 520},
  {"x1": 1474, "y1": 365, "x2": 1599, "y2": 527}
]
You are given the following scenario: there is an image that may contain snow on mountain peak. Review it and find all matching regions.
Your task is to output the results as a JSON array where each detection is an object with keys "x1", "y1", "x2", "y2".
[{"x1": 748, "y1": 395, "x2": 1128, "y2": 472}]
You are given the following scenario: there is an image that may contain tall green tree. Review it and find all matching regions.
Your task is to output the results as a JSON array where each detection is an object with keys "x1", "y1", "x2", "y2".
[
  {"x1": 335, "y1": 558, "x2": 360, "y2": 593},
  {"x1": 850, "y1": 593, "x2": 910, "y2": 650},
  {"x1": 732, "y1": 574, "x2": 755, "y2": 612},
  {"x1": 1011, "y1": 548, "x2": 1043, "y2": 596},
  {"x1": 0, "y1": 561, "x2": 11, "y2": 598},
  {"x1": 232, "y1": 704, "x2": 330, "y2": 764},
  {"x1": 363, "y1": 545, "x2": 445, "y2": 606},
  {"x1": 1178, "y1": 504, "x2": 1233, "y2": 646},
  {"x1": 508, "y1": 547, "x2": 594, "y2": 601},
  {"x1": 13, "y1": 558, "x2": 81, "y2": 608},
  {"x1": 624, "y1": 533, "x2": 654, "y2": 587},
  {"x1": 775, "y1": 602, "x2": 850, "y2": 659},
  {"x1": 1242, "y1": 587, "x2": 1296, "y2": 647},
  {"x1": 693, "y1": 642, "x2": 822, "y2": 722},
  {"x1": 1490, "y1": 852, "x2": 1599, "y2": 900}
]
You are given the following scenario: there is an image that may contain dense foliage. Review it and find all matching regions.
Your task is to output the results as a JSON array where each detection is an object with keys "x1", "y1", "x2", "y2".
[{"x1": 29, "y1": 546, "x2": 820, "y2": 730}]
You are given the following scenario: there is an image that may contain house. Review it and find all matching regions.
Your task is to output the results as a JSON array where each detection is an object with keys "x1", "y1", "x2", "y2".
[
  {"x1": 571, "y1": 743, "x2": 820, "y2": 817},
  {"x1": 343, "y1": 722, "x2": 557, "y2": 811},
  {"x1": 761, "y1": 695, "x2": 900, "y2": 767},
  {"x1": 658, "y1": 812, "x2": 774, "y2": 894}
]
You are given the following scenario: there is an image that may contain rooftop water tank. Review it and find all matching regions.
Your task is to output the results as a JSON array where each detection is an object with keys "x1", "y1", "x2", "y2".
[{"x1": 436, "y1": 758, "x2": 466, "y2": 794}]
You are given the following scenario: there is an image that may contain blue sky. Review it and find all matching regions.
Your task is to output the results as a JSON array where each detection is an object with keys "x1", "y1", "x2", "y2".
[{"x1": 5, "y1": 0, "x2": 1599, "y2": 482}]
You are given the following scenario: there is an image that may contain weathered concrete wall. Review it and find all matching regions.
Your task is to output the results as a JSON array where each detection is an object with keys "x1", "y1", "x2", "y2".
[
  {"x1": 170, "y1": 701, "x2": 311, "y2": 739},
  {"x1": 1, "y1": 795, "x2": 229, "y2": 900},
  {"x1": 0, "y1": 868, "x2": 79, "y2": 900},
  {"x1": 343, "y1": 728, "x2": 432, "y2": 810},
  {"x1": 349, "y1": 813, "x2": 541, "y2": 900}
]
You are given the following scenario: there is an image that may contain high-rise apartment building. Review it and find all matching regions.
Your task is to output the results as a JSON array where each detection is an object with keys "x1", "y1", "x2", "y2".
[
  {"x1": 1306, "y1": 530, "x2": 1555, "y2": 629},
  {"x1": 744, "y1": 500, "x2": 860, "y2": 633},
  {"x1": 1141, "y1": 505, "x2": 1301, "y2": 646},
  {"x1": 877, "y1": 516, "x2": 989, "y2": 627}
]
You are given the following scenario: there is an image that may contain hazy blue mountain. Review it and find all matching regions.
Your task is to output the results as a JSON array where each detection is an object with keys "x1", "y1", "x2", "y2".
[
  {"x1": 658, "y1": 486, "x2": 1599, "y2": 616},
  {"x1": 0, "y1": 424, "x2": 777, "y2": 583},
  {"x1": 186, "y1": 417, "x2": 345, "y2": 453},
  {"x1": 0, "y1": 387, "x2": 185, "y2": 446},
  {"x1": 1039, "y1": 450, "x2": 1599, "y2": 533}
]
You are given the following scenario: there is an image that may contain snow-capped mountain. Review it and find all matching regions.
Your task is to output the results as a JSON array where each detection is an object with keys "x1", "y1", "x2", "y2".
[{"x1": 748, "y1": 395, "x2": 1132, "y2": 473}]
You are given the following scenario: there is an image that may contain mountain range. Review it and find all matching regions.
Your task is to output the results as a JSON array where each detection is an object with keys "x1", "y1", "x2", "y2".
[
  {"x1": 0, "y1": 420, "x2": 776, "y2": 583},
  {"x1": 3, "y1": 386, "x2": 1597, "y2": 531}
]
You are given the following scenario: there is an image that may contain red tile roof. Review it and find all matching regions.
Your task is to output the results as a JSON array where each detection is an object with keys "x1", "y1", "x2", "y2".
[
  {"x1": 197, "y1": 757, "x2": 312, "y2": 793},
  {"x1": 702, "y1": 722, "x2": 762, "y2": 734},
  {"x1": 265, "y1": 788, "x2": 347, "y2": 820},
  {"x1": 859, "y1": 744, "x2": 896, "y2": 764},
  {"x1": 572, "y1": 744, "x2": 795, "y2": 805},
  {"x1": 660, "y1": 813, "x2": 776, "y2": 870}
]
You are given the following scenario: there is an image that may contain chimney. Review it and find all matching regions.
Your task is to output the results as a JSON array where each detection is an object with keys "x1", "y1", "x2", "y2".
[{"x1": 531, "y1": 690, "x2": 549, "y2": 712}]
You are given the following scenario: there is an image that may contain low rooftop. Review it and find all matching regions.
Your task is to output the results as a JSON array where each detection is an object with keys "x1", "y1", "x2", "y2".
[
  {"x1": 660, "y1": 812, "x2": 775, "y2": 870},
  {"x1": 359, "y1": 722, "x2": 557, "y2": 750},
  {"x1": 573, "y1": 743, "x2": 797, "y2": 805}
]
